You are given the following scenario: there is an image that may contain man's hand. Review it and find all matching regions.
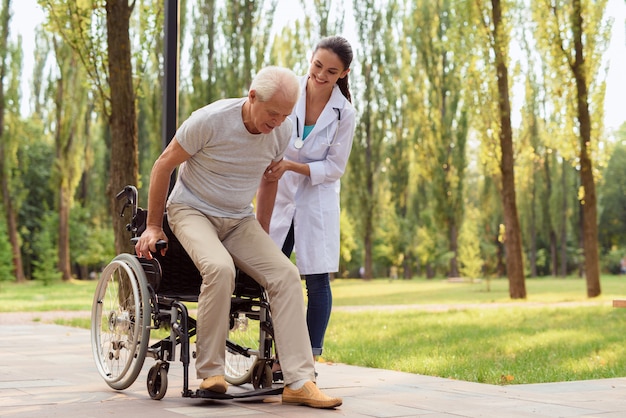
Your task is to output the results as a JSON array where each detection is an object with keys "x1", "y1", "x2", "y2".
[{"x1": 135, "y1": 225, "x2": 168, "y2": 259}]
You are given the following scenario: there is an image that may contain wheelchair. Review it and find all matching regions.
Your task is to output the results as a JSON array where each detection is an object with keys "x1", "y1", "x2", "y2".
[{"x1": 90, "y1": 185, "x2": 281, "y2": 400}]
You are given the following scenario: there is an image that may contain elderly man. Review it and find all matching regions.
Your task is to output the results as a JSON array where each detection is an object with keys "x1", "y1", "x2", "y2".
[{"x1": 135, "y1": 66, "x2": 342, "y2": 409}]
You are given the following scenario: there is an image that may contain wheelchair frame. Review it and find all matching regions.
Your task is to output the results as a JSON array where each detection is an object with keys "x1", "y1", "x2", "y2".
[{"x1": 90, "y1": 185, "x2": 282, "y2": 400}]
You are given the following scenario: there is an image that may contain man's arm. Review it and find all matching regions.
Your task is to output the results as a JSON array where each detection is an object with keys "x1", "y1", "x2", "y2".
[
  {"x1": 135, "y1": 139, "x2": 191, "y2": 258},
  {"x1": 256, "y1": 166, "x2": 279, "y2": 234}
]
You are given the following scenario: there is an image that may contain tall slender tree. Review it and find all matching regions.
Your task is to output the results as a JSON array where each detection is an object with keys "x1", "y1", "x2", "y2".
[
  {"x1": 50, "y1": 36, "x2": 90, "y2": 280},
  {"x1": 407, "y1": 0, "x2": 470, "y2": 278},
  {"x1": 471, "y1": 0, "x2": 526, "y2": 298},
  {"x1": 347, "y1": 0, "x2": 396, "y2": 278},
  {"x1": 105, "y1": 0, "x2": 138, "y2": 253},
  {"x1": 0, "y1": 0, "x2": 25, "y2": 282},
  {"x1": 532, "y1": 0, "x2": 611, "y2": 296},
  {"x1": 41, "y1": 0, "x2": 164, "y2": 254}
]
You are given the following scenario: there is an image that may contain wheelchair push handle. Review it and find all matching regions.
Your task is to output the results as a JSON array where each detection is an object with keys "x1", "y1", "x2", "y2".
[
  {"x1": 117, "y1": 185, "x2": 138, "y2": 219},
  {"x1": 131, "y1": 237, "x2": 168, "y2": 254},
  {"x1": 156, "y1": 240, "x2": 168, "y2": 251}
]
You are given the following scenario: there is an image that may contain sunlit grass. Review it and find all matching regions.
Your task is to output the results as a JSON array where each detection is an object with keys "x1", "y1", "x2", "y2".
[
  {"x1": 0, "y1": 279, "x2": 97, "y2": 312},
  {"x1": 323, "y1": 305, "x2": 626, "y2": 385},
  {"x1": 330, "y1": 276, "x2": 626, "y2": 306}
]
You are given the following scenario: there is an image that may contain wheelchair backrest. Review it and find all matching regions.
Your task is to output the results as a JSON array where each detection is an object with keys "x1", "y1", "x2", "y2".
[{"x1": 135, "y1": 208, "x2": 203, "y2": 297}]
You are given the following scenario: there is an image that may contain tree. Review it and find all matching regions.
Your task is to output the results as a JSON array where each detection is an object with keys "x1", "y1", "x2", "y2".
[
  {"x1": 40, "y1": 0, "x2": 163, "y2": 254},
  {"x1": 50, "y1": 36, "x2": 90, "y2": 280},
  {"x1": 406, "y1": 0, "x2": 470, "y2": 278},
  {"x1": 598, "y1": 137, "x2": 626, "y2": 250},
  {"x1": 105, "y1": 0, "x2": 139, "y2": 253},
  {"x1": 0, "y1": 0, "x2": 25, "y2": 282},
  {"x1": 533, "y1": 0, "x2": 611, "y2": 296},
  {"x1": 471, "y1": 0, "x2": 526, "y2": 298},
  {"x1": 347, "y1": 0, "x2": 397, "y2": 279},
  {"x1": 185, "y1": 0, "x2": 277, "y2": 111}
]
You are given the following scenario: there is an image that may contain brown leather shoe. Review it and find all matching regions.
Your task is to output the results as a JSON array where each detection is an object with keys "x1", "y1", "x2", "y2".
[
  {"x1": 282, "y1": 381, "x2": 342, "y2": 409},
  {"x1": 199, "y1": 375, "x2": 227, "y2": 394}
]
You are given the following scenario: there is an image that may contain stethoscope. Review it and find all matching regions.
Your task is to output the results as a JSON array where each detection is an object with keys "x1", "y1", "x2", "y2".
[{"x1": 294, "y1": 108, "x2": 342, "y2": 149}]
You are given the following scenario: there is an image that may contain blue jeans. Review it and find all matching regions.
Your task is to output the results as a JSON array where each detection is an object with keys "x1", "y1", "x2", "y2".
[{"x1": 282, "y1": 221, "x2": 332, "y2": 356}]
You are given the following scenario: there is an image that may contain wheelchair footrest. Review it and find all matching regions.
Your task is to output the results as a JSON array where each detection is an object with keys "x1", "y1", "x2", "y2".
[{"x1": 192, "y1": 386, "x2": 283, "y2": 399}]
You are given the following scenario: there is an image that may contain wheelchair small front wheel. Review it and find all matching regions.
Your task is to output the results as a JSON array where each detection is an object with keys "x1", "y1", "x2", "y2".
[
  {"x1": 147, "y1": 361, "x2": 168, "y2": 400},
  {"x1": 91, "y1": 253, "x2": 151, "y2": 390},
  {"x1": 251, "y1": 360, "x2": 273, "y2": 389}
]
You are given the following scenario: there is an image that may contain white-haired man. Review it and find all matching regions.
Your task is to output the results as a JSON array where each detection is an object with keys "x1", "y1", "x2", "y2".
[{"x1": 136, "y1": 66, "x2": 342, "y2": 409}]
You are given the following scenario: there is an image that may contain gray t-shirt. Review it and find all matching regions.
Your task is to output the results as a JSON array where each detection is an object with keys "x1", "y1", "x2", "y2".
[{"x1": 167, "y1": 97, "x2": 291, "y2": 218}]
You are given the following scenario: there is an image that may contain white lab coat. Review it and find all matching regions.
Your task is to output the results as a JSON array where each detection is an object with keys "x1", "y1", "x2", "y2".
[{"x1": 269, "y1": 76, "x2": 356, "y2": 275}]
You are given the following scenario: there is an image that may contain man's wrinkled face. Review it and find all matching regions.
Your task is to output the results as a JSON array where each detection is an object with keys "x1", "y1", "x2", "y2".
[{"x1": 248, "y1": 90, "x2": 295, "y2": 134}]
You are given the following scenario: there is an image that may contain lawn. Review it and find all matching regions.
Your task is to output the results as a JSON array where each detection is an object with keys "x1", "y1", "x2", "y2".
[{"x1": 3, "y1": 275, "x2": 626, "y2": 385}]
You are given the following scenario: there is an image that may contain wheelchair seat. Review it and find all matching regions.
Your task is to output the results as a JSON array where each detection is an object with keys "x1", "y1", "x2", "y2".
[{"x1": 134, "y1": 207, "x2": 263, "y2": 301}]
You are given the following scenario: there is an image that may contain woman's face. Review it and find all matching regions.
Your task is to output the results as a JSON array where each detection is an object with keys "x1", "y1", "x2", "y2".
[{"x1": 307, "y1": 48, "x2": 350, "y2": 91}]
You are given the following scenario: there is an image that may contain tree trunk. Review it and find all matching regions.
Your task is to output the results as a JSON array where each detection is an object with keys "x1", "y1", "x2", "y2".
[
  {"x1": 496, "y1": 233, "x2": 505, "y2": 277},
  {"x1": 571, "y1": 0, "x2": 600, "y2": 297},
  {"x1": 1, "y1": 189, "x2": 24, "y2": 282},
  {"x1": 449, "y1": 223, "x2": 459, "y2": 277},
  {"x1": 491, "y1": 0, "x2": 526, "y2": 298},
  {"x1": 529, "y1": 181, "x2": 537, "y2": 278},
  {"x1": 560, "y1": 161, "x2": 568, "y2": 277},
  {"x1": 0, "y1": 0, "x2": 24, "y2": 282},
  {"x1": 106, "y1": 0, "x2": 139, "y2": 255},
  {"x1": 58, "y1": 185, "x2": 71, "y2": 280},
  {"x1": 544, "y1": 154, "x2": 558, "y2": 277}
]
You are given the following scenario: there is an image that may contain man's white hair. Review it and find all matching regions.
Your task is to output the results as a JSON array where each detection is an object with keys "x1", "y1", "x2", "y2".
[{"x1": 250, "y1": 66, "x2": 300, "y2": 104}]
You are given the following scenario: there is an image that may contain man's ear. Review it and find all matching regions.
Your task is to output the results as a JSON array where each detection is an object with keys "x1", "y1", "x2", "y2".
[{"x1": 249, "y1": 89, "x2": 257, "y2": 103}]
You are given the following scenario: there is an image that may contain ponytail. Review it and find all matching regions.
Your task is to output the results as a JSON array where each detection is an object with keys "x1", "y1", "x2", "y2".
[{"x1": 337, "y1": 74, "x2": 351, "y2": 103}]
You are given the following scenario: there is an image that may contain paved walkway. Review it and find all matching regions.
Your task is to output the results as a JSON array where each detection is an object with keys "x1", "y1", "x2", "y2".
[{"x1": 2, "y1": 315, "x2": 626, "y2": 417}]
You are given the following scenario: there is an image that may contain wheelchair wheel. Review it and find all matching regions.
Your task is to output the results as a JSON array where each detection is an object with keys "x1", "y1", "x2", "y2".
[
  {"x1": 91, "y1": 253, "x2": 151, "y2": 390},
  {"x1": 147, "y1": 361, "x2": 168, "y2": 400},
  {"x1": 251, "y1": 360, "x2": 273, "y2": 389},
  {"x1": 225, "y1": 314, "x2": 260, "y2": 385}
]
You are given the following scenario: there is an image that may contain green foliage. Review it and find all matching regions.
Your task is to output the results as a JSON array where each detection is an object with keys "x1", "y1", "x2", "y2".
[
  {"x1": 16, "y1": 121, "x2": 55, "y2": 279},
  {"x1": 338, "y1": 208, "x2": 358, "y2": 277},
  {"x1": 458, "y1": 207, "x2": 483, "y2": 280},
  {"x1": 31, "y1": 211, "x2": 61, "y2": 285},
  {"x1": 70, "y1": 206, "x2": 115, "y2": 271},
  {"x1": 601, "y1": 246, "x2": 626, "y2": 275},
  {"x1": 0, "y1": 216, "x2": 13, "y2": 281},
  {"x1": 3, "y1": 0, "x2": 622, "y2": 293},
  {"x1": 598, "y1": 140, "x2": 626, "y2": 250}
]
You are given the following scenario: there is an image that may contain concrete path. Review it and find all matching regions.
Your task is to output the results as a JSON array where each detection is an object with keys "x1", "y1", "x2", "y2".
[{"x1": 1, "y1": 316, "x2": 626, "y2": 417}]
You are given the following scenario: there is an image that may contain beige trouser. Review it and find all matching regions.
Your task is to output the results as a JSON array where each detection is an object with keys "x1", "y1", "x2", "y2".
[{"x1": 167, "y1": 203, "x2": 316, "y2": 385}]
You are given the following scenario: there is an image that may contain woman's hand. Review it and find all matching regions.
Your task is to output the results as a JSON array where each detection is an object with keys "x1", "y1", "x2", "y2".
[{"x1": 264, "y1": 160, "x2": 288, "y2": 182}]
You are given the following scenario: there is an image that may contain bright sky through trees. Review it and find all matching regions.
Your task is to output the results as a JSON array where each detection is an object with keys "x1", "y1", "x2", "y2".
[{"x1": 10, "y1": 0, "x2": 626, "y2": 131}]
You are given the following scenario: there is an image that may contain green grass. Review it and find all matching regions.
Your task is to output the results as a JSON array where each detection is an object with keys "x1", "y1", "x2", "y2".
[
  {"x1": 323, "y1": 306, "x2": 626, "y2": 385},
  {"x1": 4, "y1": 275, "x2": 626, "y2": 385},
  {"x1": 0, "y1": 279, "x2": 97, "y2": 312},
  {"x1": 330, "y1": 276, "x2": 626, "y2": 306}
]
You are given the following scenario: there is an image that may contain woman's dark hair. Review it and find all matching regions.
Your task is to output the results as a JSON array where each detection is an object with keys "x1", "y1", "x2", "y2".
[{"x1": 314, "y1": 36, "x2": 353, "y2": 103}]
